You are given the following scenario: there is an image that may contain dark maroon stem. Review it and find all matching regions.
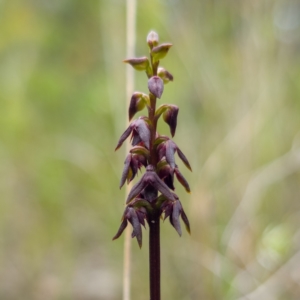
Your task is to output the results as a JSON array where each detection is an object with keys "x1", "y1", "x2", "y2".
[
  {"x1": 148, "y1": 56, "x2": 160, "y2": 300},
  {"x1": 149, "y1": 209, "x2": 160, "y2": 300}
]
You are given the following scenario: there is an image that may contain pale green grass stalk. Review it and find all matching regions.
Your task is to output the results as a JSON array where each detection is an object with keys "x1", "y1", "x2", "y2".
[{"x1": 123, "y1": 1, "x2": 137, "y2": 300}]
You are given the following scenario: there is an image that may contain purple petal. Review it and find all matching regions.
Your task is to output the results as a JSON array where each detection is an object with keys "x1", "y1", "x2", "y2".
[
  {"x1": 128, "y1": 208, "x2": 143, "y2": 248},
  {"x1": 135, "y1": 118, "x2": 150, "y2": 149},
  {"x1": 172, "y1": 201, "x2": 182, "y2": 236},
  {"x1": 131, "y1": 130, "x2": 142, "y2": 146},
  {"x1": 130, "y1": 156, "x2": 139, "y2": 180},
  {"x1": 163, "y1": 202, "x2": 173, "y2": 220},
  {"x1": 126, "y1": 176, "x2": 147, "y2": 204},
  {"x1": 181, "y1": 208, "x2": 191, "y2": 234},
  {"x1": 115, "y1": 123, "x2": 133, "y2": 151},
  {"x1": 174, "y1": 167, "x2": 191, "y2": 193},
  {"x1": 176, "y1": 146, "x2": 192, "y2": 171},
  {"x1": 146, "y1": 171, "x2": 176, "y2": 201},
  {"x1": 112, "y1": 219, "x2": 128, "y2": 240},
  {"x1": 142, "y1": 184, "x2": 158, "y2": 202},
  {"x1": 163, "y1": 173, "x2": 175, "y2": 190},
  {"x1": 165, "y1": 140, "x2": 177, "y2": 169},
  {"x1": 120, "y1": 154, "x2": 132, "y2": 189},
  {"x1": 136, "y1": 209, "x2": 146, "y2": 228},
  {"x1": 157, "y1": 143, "x2": 166, "y2": 161},
  {"x1": 136, "y1": 154, "x2": 148, "y2": 168}
]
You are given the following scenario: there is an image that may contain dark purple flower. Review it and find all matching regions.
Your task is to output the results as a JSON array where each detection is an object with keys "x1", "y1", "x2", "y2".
[
  {"x1": 126, "y1": 165, "x2": 176, "y2": 204},
  {"x1": 157, "y1": 157, "x2": 190, "y2": 193},
  {"x1": 112, "y1": 204, "x2": 148, "y2": 248},
  {"x1": 161, "y1": 197, "x2": 191, "y2": 236},
  {"x1": 119, "y1": 153, "x2": 148, "y2": 189},
  {"x1": 115, "y1": 117, "x2": 151, "y2": 150},
  {"x1": 156, "y1": 137, "x2": 192, "y2": 172}
]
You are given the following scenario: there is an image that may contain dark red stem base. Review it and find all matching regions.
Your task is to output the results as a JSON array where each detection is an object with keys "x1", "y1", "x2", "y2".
[{"x1": 149, "y1": 209, "x2": 160, "y2": 300}]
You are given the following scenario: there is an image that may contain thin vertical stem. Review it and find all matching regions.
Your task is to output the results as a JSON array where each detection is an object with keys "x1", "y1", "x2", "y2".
[
  {"x1": 148, "y1": 57, "x2": 160, "y2": 300},
  {"x1": 123, "y1": 1, "x2": 137, "y2": 300},
  {"x1": 149, "y1": 210, "x2": 161, "y2": 300}
]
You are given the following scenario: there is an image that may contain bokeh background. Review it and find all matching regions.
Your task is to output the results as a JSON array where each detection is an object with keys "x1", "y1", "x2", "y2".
[{"x1": 1, "y1": 0, "x2": 300, "y2": 299}]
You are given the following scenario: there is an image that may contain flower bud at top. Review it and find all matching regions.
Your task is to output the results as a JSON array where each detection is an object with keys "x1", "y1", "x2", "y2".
[
  {"x1": 124, "y1": 57, "x2": 150, "y2": 71},
  {"x1": 147, "y1": 31, "x2": 159, "y2": 48},
  {"x1": 148, "y1": 76, "x2": 164, "y2": 99}
]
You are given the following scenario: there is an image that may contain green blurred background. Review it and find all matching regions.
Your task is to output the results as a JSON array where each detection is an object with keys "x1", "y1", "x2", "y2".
[{"x1": 1, "y1": 0, "x2": 300, "y2": 299}]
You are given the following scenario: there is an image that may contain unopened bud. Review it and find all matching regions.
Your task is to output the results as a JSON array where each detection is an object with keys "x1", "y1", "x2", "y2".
[
  {"x1": 148, "y1": 76, "x2": 164, "y2": 99},
  {"x1": 151, "y1": 43, "x2": 172, "y2": 62},
  {"x1": 163, "y1": 105, "x2": 179, "y2": 137},
  {"x1": 158, "y1": 67, "x2": 174, "y2": 84},
  {"x1": 147, "y1": 31, "x2": 159, "y2": 48},
  {"x1": 129, "y1": 92, "x2": 149, "y2": 120},
  {"x1": 123, "y1": 57, "x2": 150, "y2": 71}
]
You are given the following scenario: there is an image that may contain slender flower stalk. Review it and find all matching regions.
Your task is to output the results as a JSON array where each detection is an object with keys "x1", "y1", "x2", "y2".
[{"x1": 113, "y1": 31, "x2": 191, "y2": 300}]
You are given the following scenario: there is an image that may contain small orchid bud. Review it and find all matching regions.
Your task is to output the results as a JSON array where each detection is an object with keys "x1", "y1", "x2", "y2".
[
  {"x1": 151, "y1": 43, "x2": 172, "y2": 62},
  {"x1": 154, "y1": 105, "x2": 178, "y2": 137},
  {"x1": 129, "y1": 92, "x2": 149, "y2": 121},
  {"x1": 163, "y1": 105, "x2": 179, "y2": 137},
  {"x1": 148, "y1": 76, "x2": 164, "y2": 99},
  {"x1": 123, "y1": 57, "x2": 150, "y2": 71},
  {"x1": 157, "y1": 67, "x2": 174, "y2": 84},
  {"x1": 147, "y1": 31, "x2": 159, "y2": 48}
]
